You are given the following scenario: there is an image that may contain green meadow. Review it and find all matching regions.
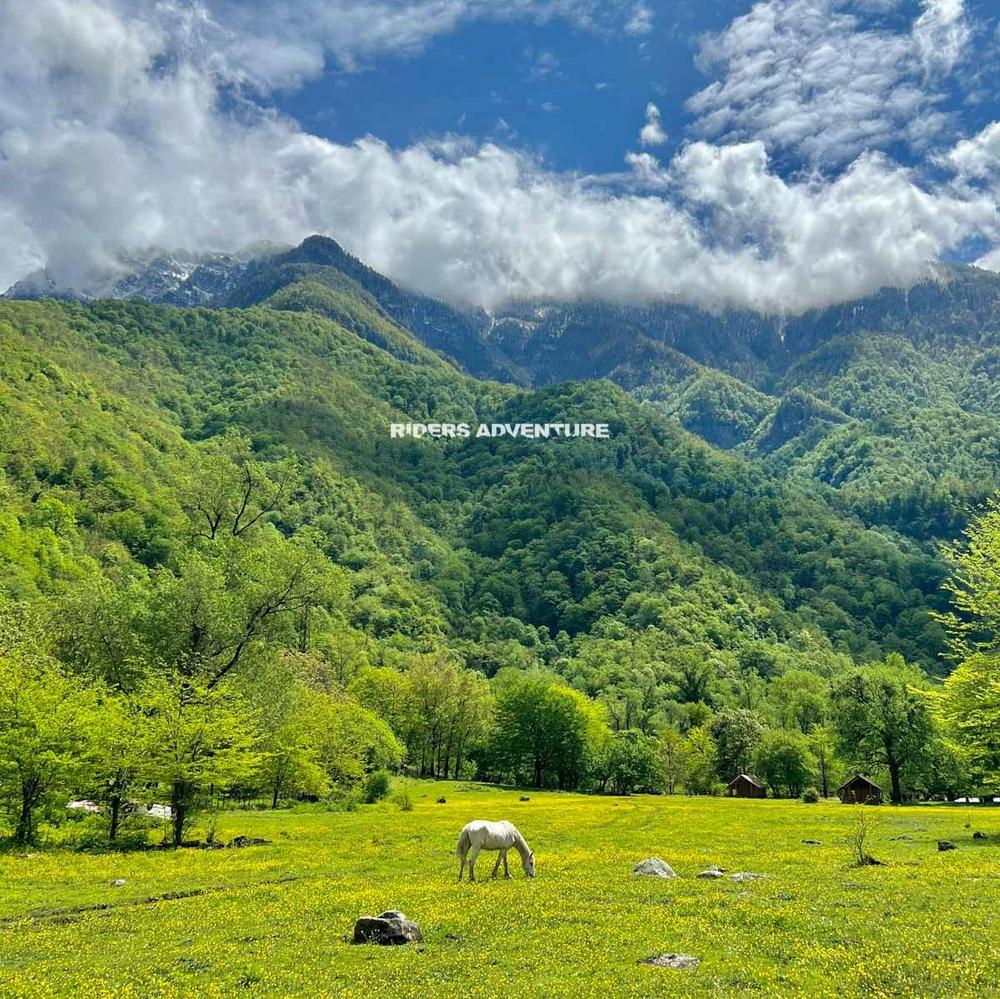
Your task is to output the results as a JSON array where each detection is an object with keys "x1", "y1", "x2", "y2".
[{"x1": 2, "y1": 782, "x2": 998, "y2": 999}]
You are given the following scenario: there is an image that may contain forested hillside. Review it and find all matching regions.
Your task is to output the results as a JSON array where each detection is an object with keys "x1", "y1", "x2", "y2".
[
  {"x1": 13, "y1": 237, "x2": 1000, "y2": 552},
  {"x1": 3, "y1": 242, "x2": 1000, "y2": 845},
  {"x1": 205, "y1": 237, "x2": 1000, "y2": 547},
  {"x1": 0, "y1": 295, "x2": 950, "y2": 664}
]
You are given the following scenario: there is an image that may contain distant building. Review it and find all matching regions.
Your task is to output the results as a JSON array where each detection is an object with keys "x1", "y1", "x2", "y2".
[
  {"x1": 838, "y1": 774, "x2": 882, "y2": 805},
  {"x1": 727, "y1": 773, "x2": 767, "y2": 799},
  {"x1": 66, "y1": 800, "x2": 100, "y2": 814}
]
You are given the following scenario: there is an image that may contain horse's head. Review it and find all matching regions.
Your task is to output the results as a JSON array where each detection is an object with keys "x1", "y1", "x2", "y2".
[{"x1": 524, "y1": 850, "x2": 535, "y2": 878}]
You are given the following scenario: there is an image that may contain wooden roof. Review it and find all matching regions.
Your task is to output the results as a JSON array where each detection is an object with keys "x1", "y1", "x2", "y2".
[
  {"x1": 837, "y1": 774, "x2": 881, "y2": 792},
  {"x1": 728, "y1": 773, "x2": 764, "y2": 788}
]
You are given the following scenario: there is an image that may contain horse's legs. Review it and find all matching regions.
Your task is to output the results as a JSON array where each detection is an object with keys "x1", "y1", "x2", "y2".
[
  {"x1": 457, "y1": 855, "x2": 466, "y2": 882},
  {"x1": 491, "y1": 851, "x2": 502, "y2": 879},
  {"x1": 503, "y1": 851, "x2": 511, "y2": 879},
  {"x1": 468, "y1": 844, "x2": 481, "y2": 882}
]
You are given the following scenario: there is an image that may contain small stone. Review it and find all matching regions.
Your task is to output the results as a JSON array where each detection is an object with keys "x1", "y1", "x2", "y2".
[
  {"x1": 519, "y1": 796, "x2": 530, "y2": 802},
  {"x1": 436, "y1": 797, "x2": 447, "y2": 804},
  {"x1": 938, "y1": 840, "x2": 957, "y2": 852},
  {"x1": 110, "y1": 879, "x2": 127, "y2": 888},
  {"x1": 634, "y1": 858, "x2": 678, "y2": 879},
  {"x1": 696, "y1": 867, "x2": 725, "y2": 879},
  {"x1": 802, "y1": 839, "x2": 821, "y2": 845},
  {"x1": 640, "y1": 953, "x2": 700, "y2": 970},
  {"x1": 352, "y1": 911, "x2": 423, "y2": 945},
  {"x1": 729, "y1": 872, "x2": 765, "y2": 883},
  {"x1": 973, "y1": 831, "x2": 987, "y2": 840}
]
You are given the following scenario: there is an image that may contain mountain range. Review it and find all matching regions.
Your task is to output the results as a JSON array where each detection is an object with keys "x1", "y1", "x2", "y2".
[
  {"x1": 8, "y1": 235, "x2": 998, "y2": 544},
  {"x1": 3, "y1": 234, "x2": 1000, "y2": 696}
]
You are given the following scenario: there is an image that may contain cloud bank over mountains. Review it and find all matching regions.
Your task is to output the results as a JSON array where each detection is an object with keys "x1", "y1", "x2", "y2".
[{"x1": 0, "y1": 0, "x2": 999, "y2": 313}]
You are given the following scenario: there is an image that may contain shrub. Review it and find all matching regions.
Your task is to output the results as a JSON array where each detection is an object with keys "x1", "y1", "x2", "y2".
[
  {"x1": 362, "y1": 769, "x2": 392, "y2": 804},
  {"x1": 329, "y1": 786, "x2": 363, "y2": 812},
  {"x1": 846, "y1": 811, "x2": 882, "y2": 866},
  {"x1": 394, "y1": 788, "x2": 413, "y2": 812},
  {"x1": 801, "y1": 787, "x2": 821, "y2": 803}
]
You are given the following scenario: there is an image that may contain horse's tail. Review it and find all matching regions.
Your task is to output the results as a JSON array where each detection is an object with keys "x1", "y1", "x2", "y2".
[{"x1": 456, "y1": 827, "x2": 470, "y2": 859}]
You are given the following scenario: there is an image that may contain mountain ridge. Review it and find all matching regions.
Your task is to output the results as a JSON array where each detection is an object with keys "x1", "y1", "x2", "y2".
[
  {"x1": 0, "y1": 294, "x2": 950, "y2": 675},
  {"x1": 6, "y1": 235, "x2": 1000, "y2": 547}
]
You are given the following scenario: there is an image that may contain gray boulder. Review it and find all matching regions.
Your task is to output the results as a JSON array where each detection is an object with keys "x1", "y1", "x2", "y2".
[
  {"x1": 352, "y1": 910, "x2": 423, "y2": 945},
  {"x1": 640, "y1": 953, "x2": 701, "y2": 970},
  {"x1": 634, "y1": 858, "x2": 678, "y2": 879},
  {"x1": 729, "y1": 871, "x2": 766, "y2": 883},
  {"x1": 973, "y1": 831, "x2": 987, "y2": 840},
  {"x1": 696, "y1": 866, "x2": 725, "y2": 879},
  {"x1": 938, "y1": 840, "x2": 957, "y2": 852}
]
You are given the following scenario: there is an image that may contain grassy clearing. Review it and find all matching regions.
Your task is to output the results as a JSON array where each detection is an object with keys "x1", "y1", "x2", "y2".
[{"x1": 1, "y1": 782, "x2": 998, "y2": 998}]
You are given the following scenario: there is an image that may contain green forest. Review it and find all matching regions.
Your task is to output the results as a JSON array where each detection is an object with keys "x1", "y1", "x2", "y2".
[{"x1": 3, "y1": 241, "x2": 1000, "y2": 848}]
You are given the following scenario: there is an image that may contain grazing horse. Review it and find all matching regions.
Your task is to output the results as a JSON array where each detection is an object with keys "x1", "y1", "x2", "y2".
[{"x1": 456, "y1": 820, "x2": 535, "y2": 882}]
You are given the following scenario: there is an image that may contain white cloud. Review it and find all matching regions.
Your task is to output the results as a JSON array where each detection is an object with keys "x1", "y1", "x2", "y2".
[
  {"x1": 913, "y1": 0, "x2": 970, "y2": 75},
  {"x1": 0, "y1": 0, "x2": 998, "y2": 314},
  {"x1": 625, "y1": 2, "x2": 654, "y2": 37},
  {"x1": 977, "y1": 246, "x2": 1000, "y2": 271},
  {"x1": 523, "y1": 48, "x2": 562, "y2": 82},
  {"x1": 200, "y1": 0, "x2": 652, "y2": 85},
  {"x1": 639, "y1": 103, "x2": 668, "y2": 147},
  {"x1": 948, "y1": 120, "x2": 1000, "y2": 270},
  {"x1": 687, "y1": 0, "x2": 970, "y2": 166},
  {"x1": 945, "y1": 121, "x2": 1000, "y2": 181}
]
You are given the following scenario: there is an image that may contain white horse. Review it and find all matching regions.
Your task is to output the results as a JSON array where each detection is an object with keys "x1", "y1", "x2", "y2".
[{"x1": 456, "y1": 820, "x2": 535, "y2": 882}]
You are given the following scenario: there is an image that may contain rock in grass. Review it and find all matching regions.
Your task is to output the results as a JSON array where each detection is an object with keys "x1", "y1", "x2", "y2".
[
  {"x1": 640, "y1": 953, "x2": 700, "y2": 970},
  {"x1": 519, "y1": 796, "x2": 530, "y2": 802},
  {"x1": 938, "y1": 840, "x2": 957, "y2": 852},
  {"x1": 110, "y1": 879, "x2": 127, "y2": 888},
  {"x1": 437, "y1": 797, "x2": 447, "y2": 804},
  {"x1": 729, "y1": 872, "x2": 766, "y2": 883},
  {"x1": 802, "y1": 839, "x2": 822, "y2": 845},
  {"x1": 352, "y1": 911, "x2": 423, "y2": 945},
  {"x1": 696, "y1": 866, "x2": 725, "y2": 879},
  {"x1": 973, "y1": 831, "x2": 987, "y2": 840},
  {"x1": 634, "y1": 858, "x2": 678, "y2": 879}
]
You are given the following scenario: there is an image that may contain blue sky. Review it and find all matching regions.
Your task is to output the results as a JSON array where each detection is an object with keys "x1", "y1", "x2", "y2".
[
  {"x1": 278, "y1": 0, "x2": 999, "y2": 177},
  {"x1": 278, "y1": 3, "x2": 731, "y2": 176},
  {"x1": 2, "y1": 1, "x2": 1000, "y2": 313}
]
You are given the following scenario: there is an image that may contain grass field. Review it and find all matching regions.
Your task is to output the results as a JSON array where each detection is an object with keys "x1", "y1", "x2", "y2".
[{"x1": 2, "y1": 782, "x2": 998, "y2": 998}]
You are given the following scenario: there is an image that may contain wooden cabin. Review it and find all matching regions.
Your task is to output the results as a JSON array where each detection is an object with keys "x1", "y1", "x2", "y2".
[
  {"x1": 838, "y1": 774, "x2": 882, "y2": 805},
  {"x1": 727, "y1": 773, "x2": 767, "y2": 799}
]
